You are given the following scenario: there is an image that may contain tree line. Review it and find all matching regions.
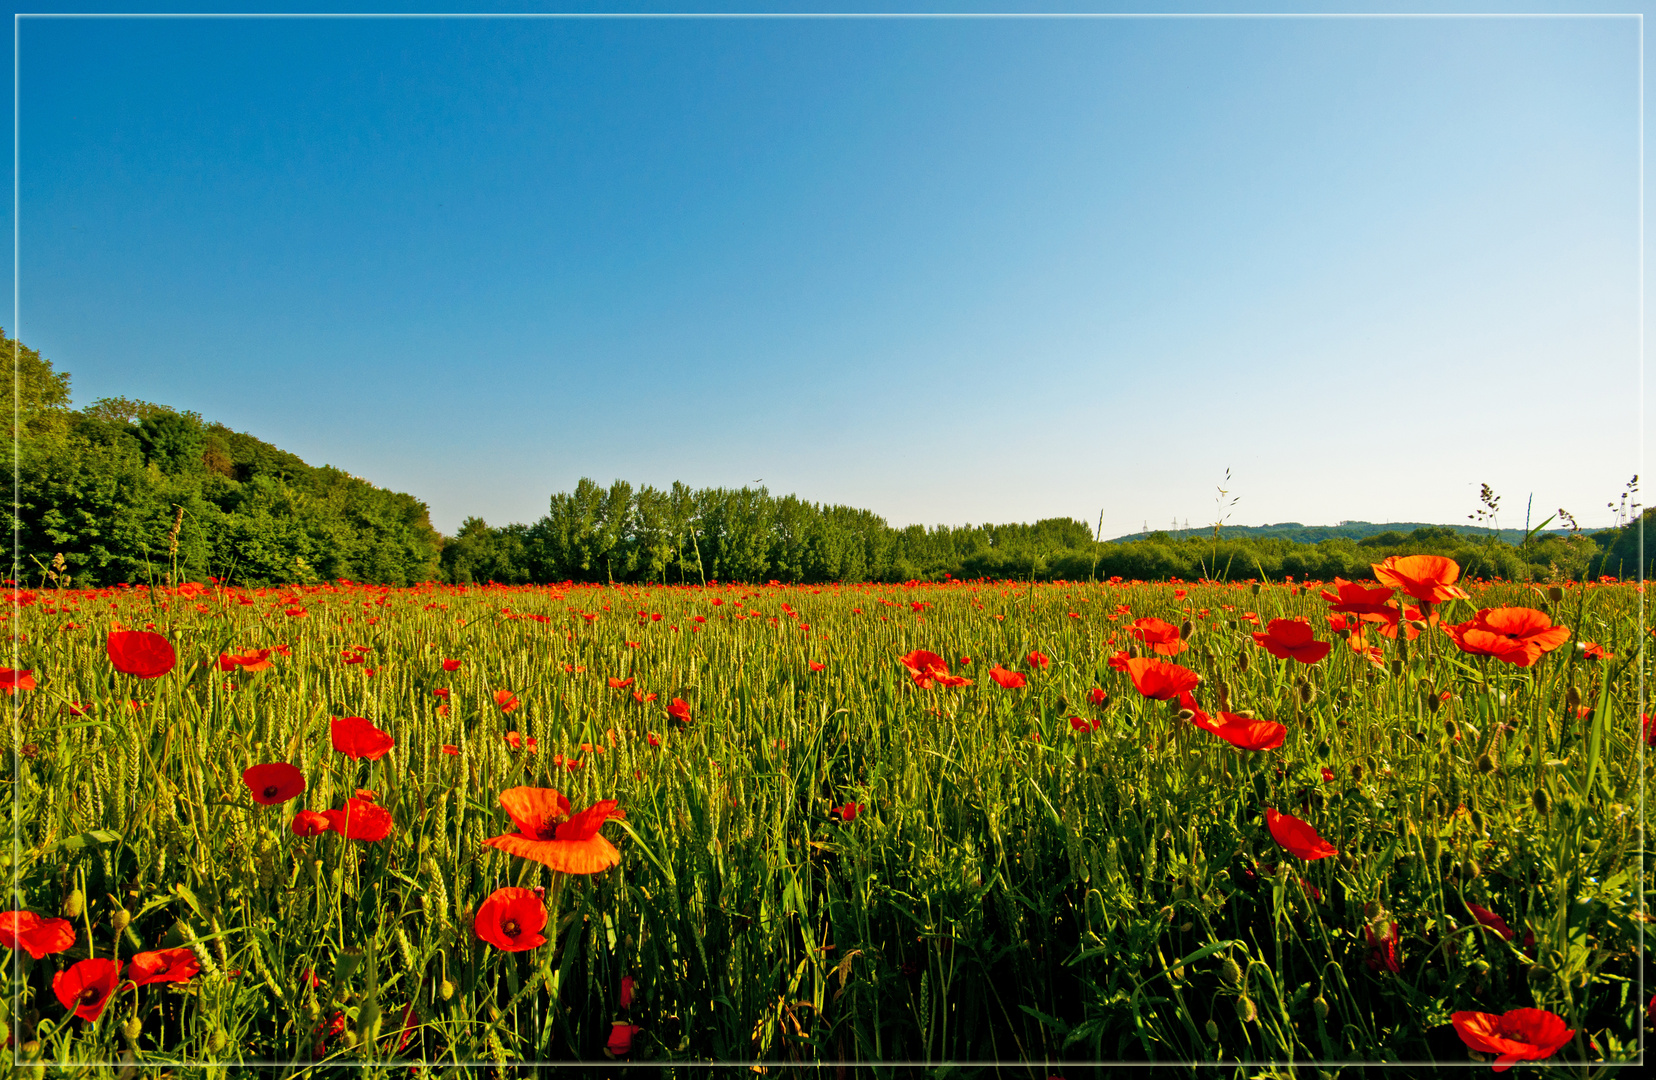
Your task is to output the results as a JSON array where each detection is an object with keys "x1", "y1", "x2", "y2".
[
  {"x1": 441, "y1": 478, "x2": 1644, "y2": 587},
  {"x1": 5, "y1": 330, "x2": 442, "y2": 587},
  {"x1": 8, "y1": 330, "x2": 1643, "y2": 588}
]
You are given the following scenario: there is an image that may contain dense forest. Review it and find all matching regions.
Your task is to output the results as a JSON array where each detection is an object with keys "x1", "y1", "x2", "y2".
[
  {"x1": 8, "y1": 331, "x2": 1646, "y2": 587},
  {"x1": 5, "y1": 330, "x2": 442, "y2": 586}
]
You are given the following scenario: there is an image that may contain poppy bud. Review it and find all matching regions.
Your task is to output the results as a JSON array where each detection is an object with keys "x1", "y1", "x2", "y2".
[
  {"x1": 1158, "y1": 905, "x2": 1174, "y2": 924},
  {"x1": 1313, "y1": 995, "x2": 1329, "y2": 1021},
  {"x1": 1565, "y1": 686, "x2": 1581, "y2": 712},
  {"x1": 1176, "y1": 708, "x2": 1195, "y2": 722},
  {"x1": 1204, "y1": 1019, "x2": 1220, "y2": 1041},
  {"x1": 1476, "y1": 753, "x2": 1496, "y2": 774},
  {"x1": 1179, "y1": 620, "x2": 1192, "y2": 639},
  {"x1": 20, "y1": 1041, "x2": 40, "y2": 1060},
  {"x1": 1297, "y1": 682, "x2": 1313, "y2": 704},
  {"x1": 112, "y1": 907, "x2": 131, "y2": 933},
  {"x1": 1526, "y1": 963, "x2": 1553, "y2": 986},
  {"x1": 1217, "y1": 681, "x2": 1230, "y2": 711},
  {"x1": 1220, "y1": 956, "x2": 1243, "y2": 987},
  {"x1": 1531, "y1": 788, "x2": 1551, "y2": 815},
  {"x1": 440, "y1": 979, "x2": 455, "y2": 1001},
  {"x1": 1427, "y1": 835, "x2": 1442, "y2": 864},
  {"x1": 1443, "y1": 718, "x2": 1457, "y2": 738},
  {"x1": 122, "y1": 1017, "x2": 142, "y2": 1043},
  {"x1": 1390, "y1": 659, "x2": 1403, "y2": 676},
  {"x1": 340, "y1": 1029, "x2": 357, "y2": 1049},
  {"x1": 1547, "y1": 585, "x2": 1564, "y2": 602},
  {"x1": 1470, "y1": 809, "x2": 1484, "y2": 831},
  {"x1": 1250, "y1": 583, "x2": 1261, "y2": 596},
  {"x1": 209, "y1": 1030, "x2": 229, "y2": 1053},
  {"x1": 1235, "y1": 653, "x2": 1249, "y2": 674},
  {"x1": 63, "y1": 889, "x2": 84, "y2": 919},
  {"x1": 1235, "y1": 995, "x2": 1257, "y2": 1023}
]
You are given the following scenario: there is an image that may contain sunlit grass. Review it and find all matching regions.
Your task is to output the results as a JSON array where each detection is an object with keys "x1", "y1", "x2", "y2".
[{"x1": 2, "y1": 573, "x2": 1645, "y2": 1072}]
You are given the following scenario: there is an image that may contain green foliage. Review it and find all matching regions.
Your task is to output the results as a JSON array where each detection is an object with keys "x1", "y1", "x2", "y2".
[
  {"x1": 450, "y1": 480, "x2": 1649, "y2": 587},
  {"x1": 3, "y1": 577, "x2": 1643, "y2": 1068},
  {"x1": 4, "y1": 330, "x2": 442, "y2": 588}
]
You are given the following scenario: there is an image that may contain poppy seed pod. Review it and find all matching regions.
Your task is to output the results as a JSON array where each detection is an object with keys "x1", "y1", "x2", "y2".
[
  {"x1": 1547, "y1": 585, "x2": 1564, "y2": 602},
  {"x1": 1250, "y1": 582, "x2": 1261, "y2": 596}
]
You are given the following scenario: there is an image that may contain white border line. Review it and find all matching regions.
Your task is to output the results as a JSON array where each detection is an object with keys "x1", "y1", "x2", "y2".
[{"x1": 8, "y1": 8, "x2": 1646, "y2": 1071}]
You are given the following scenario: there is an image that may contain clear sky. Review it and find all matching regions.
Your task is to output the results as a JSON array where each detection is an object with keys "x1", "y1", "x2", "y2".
[{"x1": 10, "y1": 3, "x2": 1646, "y2": 537}]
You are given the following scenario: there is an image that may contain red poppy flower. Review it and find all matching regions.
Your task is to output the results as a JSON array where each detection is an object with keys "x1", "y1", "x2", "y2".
[
  {"x1": 832, "y1": 802, "x2": 865, "y2": 822},
  {"x1": 1, "y1": 668, "x2": 37, "y2": 695},
  {"x1": 1320, "y1": 578, "x2": 1396, "y2": 615},
  {"x1": 1180, "y1": 693, "x2": 1286, "y2": 751},
  {"x1": 107, "y1": 630, "x2": 176, "y2": 678},
  {"x1": 1579, "y1": 641, "x2": 1611, "y2": 660},
  {"x1": 54, "y1": 957, "x2": 121, "y2": 1021},
  {"x1": 1466, "y1": 902, "x2": 1514, "y2": 941},
  {"x1": 322, "y1": 798, "x2": 393, "y2": 841},
  {"x1": 1026, "y1": 651, "x2": 1051, "y2": 669},
  {"x1": 495, "y1": 689, "x2": 521, "y2": 713},
  {"x1": 1265, "y1": 808, "x2": 1337, "y2": 860},
  {"x1": 217, "y1": 648, "x2": 273, "y2": 673},
  {"x1": 1121, "y1": 657, "x2": 1200, "y2": 700},
  {"x1": 1451, "y1": 1009, "x2": 1574, "y2": 1071},
  {"x1": 331, "y1": 716, "x2": 395, "y2": 761},
  {"x1": 1107, "y1": 651, "x2": 1132, "y2": 673},
  {"x1": 473, "y1": 887, "x2": 548, "y2": 952},
  {"x1": 440, "y1": 744, "x2": 459, "y2": 756},
  {"x1": 633, "y1": 690, "x2": 658, "y2": 704},
  {"x1": 242, "y1": 762, "x2": 305, "y2": 806},
  {"x1": 620, "y1": 975, "x2": 634, "y2": 1010},
  {"x1": 1364, "y1": 921, "x2": 1402, "y2": 973},
  {"x1": 1372, "y1": 555, "x2": 1470, "y2": 604},
  {"x1": 608, "y1": 677, "x2": 634, "y2": 689},
  {"x1": 1644, "y1": 713, "x2": 1656, "y2": 748},
  {"x1": 988, "y1": 666, "x2": 1027, "y2": 689},
  {"x1": 432, "y1": 687, "x2": 450, "y2": 700},
  {"x1": 1087, "y1": 687, "x2": 1107, "y2": 706},
  {"x1": 666, "y1": 698, "x2": 691, "y2": 723},
  {"x1": 1127, "y1": 617, "x2": 1187, "y2": 656},
  {"x1": 442, "y1": 658, "x2": 461, "y2": 672},
  {"x1": 809, "y1": 661, "x2": 825, "y2": 672},
  {"x1": 0, "y1": 910, "x2": 76, "y2": 958},
  {"x1": 1068, "y1": 716, "x2": 1101, "y2": 733},
  {"x1": 899, "y1": 649, "x2": 950, "y2": 687},
  {"x1": 291, "y1": 810, "x2": 331, "y2": 836},
  {"x1": 483, "y1": 787, "x2": 626, "y2": 874},
  {"x1": 129, "y1": 947, "x2": 201, "y2": 986},
  {"x1": 1251, "y1": 618, "x2": 1332, "y2": 665},
  {"x1": 607, "y1": 1022, "x2": 642, "y2": 1057},
  {"x1": 1442, "y1": 608, "x2": 1571, "y2": 667}
]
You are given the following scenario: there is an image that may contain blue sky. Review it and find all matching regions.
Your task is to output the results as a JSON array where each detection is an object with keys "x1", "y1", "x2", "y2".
[{"x1": 9, "y1": 3, "x2": 1646, "y2": 537}]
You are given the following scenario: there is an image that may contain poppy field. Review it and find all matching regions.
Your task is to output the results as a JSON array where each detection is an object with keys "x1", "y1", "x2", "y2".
[{"x1": 0, "y1": 556, "x2": 1649, "y2": 1074}]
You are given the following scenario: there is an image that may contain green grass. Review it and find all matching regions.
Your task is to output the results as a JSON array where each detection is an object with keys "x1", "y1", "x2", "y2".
[{"x1": 2, "y1": 574, "x2": 1647, "y2": 1075}]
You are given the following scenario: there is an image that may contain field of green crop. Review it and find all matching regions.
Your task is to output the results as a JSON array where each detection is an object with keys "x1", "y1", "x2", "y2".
[{"x1": 1, "y1": 562, "x2": 1648, "y2": 1075}]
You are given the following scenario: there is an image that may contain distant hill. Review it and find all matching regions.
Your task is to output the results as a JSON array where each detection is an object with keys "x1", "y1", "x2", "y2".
[{"x1": 1108, "y1": 521, "x2": 1568, "y2": 546}]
